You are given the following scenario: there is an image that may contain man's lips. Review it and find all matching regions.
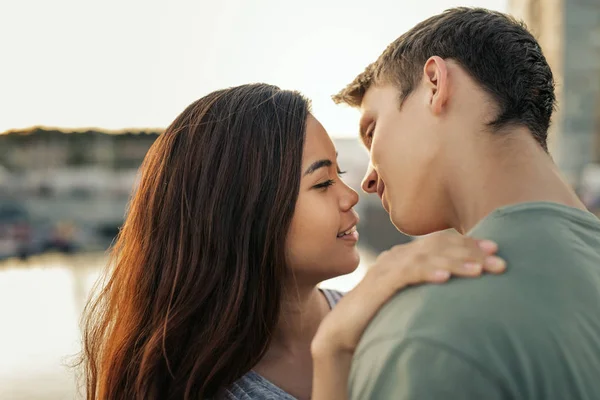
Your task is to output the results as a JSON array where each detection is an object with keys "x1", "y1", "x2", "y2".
[
  {"x1": 377, "y1": 181, "x2": 385, "y2": 199},
  {"x1": 376, "y1": 180, "x2": 389, "y2": 212}
]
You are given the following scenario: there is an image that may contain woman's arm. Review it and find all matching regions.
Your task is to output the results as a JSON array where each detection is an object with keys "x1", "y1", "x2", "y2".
[
  {"x1": 311, "y1": 231, "x2": 506, "y2": 399},
  {"x1": 311, "y1": 348, "x2": 352, "y2": 400}
]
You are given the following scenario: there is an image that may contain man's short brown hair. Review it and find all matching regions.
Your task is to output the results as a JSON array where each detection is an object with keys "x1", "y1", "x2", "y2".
[{"x1": 333, "y1": 7, "x2": 555, "y2": 150}]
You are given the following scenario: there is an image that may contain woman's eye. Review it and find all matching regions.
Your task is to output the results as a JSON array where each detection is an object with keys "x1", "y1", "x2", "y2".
[{"x1": 313, "y1": 179, "x2": 336, "y2": 190}]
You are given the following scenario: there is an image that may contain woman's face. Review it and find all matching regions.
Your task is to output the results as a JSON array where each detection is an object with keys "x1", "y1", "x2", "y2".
[{"x1": 286, "y1": 115, "x2": 360, "y2": 284}]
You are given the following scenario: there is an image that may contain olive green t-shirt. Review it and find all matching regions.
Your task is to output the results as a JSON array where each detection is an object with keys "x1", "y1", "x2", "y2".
[{"x1": 350, "y1": 202, "x2": 600, "y2": 399}]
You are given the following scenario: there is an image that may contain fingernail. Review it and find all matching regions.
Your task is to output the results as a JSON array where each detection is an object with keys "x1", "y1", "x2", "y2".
[
  {"x1": 485, "y1": 256, "x2": 506, "y2": 269},
  {"x1": 478, "y1": 240, "x2": 498, "y2": 253},
  {"x1": 433, "y1": 270, "x2": 451, "y2": 280},
  {"x1": 463, "y1": 262, "x2": 482, "y2": 272}
]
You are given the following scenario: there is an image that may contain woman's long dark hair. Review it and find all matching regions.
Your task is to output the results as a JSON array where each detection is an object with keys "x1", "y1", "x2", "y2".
[{"x1": 79, "y1": 84, "x2": 310, "y2": 399}]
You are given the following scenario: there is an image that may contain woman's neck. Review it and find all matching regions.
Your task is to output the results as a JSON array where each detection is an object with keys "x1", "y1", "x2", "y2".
[
  {"x1": 270, "y1": 285, "x2": 331, "y2": 352},
  {"x1": 253, "y1": 285, "x2": 332, "y2": 400}
]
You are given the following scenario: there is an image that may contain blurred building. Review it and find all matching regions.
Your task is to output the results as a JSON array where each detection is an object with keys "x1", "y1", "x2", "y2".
[
  {"x1": 0, "y1": 128, "x2": 158, "y2": 172},
  {"x1": 510, "y1": 0, "x2": 600, "y2": 190},
  {"x1": 0, "y1": 129, "x2": 411, "y2": 256},
  {"x1": 0, "y1": 129, "x2": 159, "y2": 256}
]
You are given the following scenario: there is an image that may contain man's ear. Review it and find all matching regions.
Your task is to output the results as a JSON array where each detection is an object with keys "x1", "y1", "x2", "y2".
[{"x1": 423, "y1": 56, "x2": 449, "y2": 115}]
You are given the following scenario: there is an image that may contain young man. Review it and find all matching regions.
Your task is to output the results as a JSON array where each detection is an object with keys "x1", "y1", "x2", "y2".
[{"x1": 333, "y1": 7, "x2": 600, "y2": 399}]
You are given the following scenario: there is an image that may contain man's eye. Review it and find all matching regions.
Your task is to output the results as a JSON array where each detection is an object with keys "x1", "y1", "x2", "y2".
[
  {"x1": 366, "y1": 129, "x2": 374, "y2": 146},
  {"x1": 367, "y1": 122, "x2": 376, "y2": 141}
]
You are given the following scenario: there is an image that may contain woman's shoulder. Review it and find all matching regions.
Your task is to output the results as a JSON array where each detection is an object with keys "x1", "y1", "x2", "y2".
[{"x1": 217, "y1": 371, "x2": 296, "y2": 400}]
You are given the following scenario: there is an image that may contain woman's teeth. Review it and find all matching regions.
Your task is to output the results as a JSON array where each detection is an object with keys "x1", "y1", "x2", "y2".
[{"x1": 337, "y1": 226, "x2": 356, "y2": 238}]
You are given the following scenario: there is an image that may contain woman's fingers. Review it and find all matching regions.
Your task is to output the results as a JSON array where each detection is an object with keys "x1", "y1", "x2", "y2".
[
  {"x1": 428, "y1": 234, "x2": 506, "y2": 275},
  {"x1": 390, "y1": 254, "x2": 480, "y2": 286},
  {"x1": 381, "y1": 234, "x2": 506, "y2": 288}
]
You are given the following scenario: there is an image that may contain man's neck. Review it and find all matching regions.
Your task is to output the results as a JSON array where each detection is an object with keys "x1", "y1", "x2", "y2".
[{"x1": 445, "y1": 129, "x2": 586, "y2": 234}]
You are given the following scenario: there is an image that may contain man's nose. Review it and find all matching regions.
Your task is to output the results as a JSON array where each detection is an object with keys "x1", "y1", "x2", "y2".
[{"x1": 361, "y1": 164, "x2": 378, "y2": 194}]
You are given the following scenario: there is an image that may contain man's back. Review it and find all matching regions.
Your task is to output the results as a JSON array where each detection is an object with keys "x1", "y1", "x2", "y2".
[{"x1": 350, "y1": 202, "x2": 600, "y2": 399}]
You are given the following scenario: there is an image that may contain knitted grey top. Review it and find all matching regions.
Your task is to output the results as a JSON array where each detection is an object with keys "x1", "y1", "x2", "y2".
[{"x1": 219, "y1": 289, "x2": 344, "y2": 400}]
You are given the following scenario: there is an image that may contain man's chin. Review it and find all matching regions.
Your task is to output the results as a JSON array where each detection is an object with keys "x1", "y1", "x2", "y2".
[
  {"x1": 390, "y1": 211, "x2": 445, "y2": 237},
  {"x1": 381, "y1": 194, "x2": 390, "y2": 213}
]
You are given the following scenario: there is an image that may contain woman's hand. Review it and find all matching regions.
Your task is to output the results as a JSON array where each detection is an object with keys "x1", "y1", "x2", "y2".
[{"x1": 311, "y1": 231, "x2": 506, "y2": 399}]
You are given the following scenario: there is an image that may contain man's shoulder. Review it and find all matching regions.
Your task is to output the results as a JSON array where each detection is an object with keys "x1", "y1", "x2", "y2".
[
  {"x1": 351, "y1": 205, "x2": 600, "y2": 399},
  {"x1": 357, "y1": 274, "x2": 520, "y2": 350},
  {"x1": 356, "y1": 204, "x2": 600, "y2": 383},
  {"x1": 352, "y1": 270, "x2": 600, "y2": 400},
  {"x1": 350, "y1": 282, "x2": 519, "y2": 399},
  {"x1": 355, "y1": 249, "x2": 577, "y2": 362},
  {"x1": 469, "y1": 202, "x2": 600, "y2": 248}
]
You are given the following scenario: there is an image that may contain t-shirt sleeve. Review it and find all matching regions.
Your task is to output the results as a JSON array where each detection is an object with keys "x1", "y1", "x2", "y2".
[{"x1": 350, "y1": 337, "x2": 509, "y2": 400}]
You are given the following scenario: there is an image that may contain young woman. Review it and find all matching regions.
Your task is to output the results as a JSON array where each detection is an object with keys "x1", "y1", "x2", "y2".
[{"x1": 79, "y1": 83, "x2": 504, "y2": 400}]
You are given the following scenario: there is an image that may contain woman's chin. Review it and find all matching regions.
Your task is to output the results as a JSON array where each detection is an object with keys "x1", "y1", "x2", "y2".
[{"x1": 325, "y1": 252, "x2": 361, "y2": 280}]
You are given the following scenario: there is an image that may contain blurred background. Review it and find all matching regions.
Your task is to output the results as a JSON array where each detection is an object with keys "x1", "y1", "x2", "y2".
[{"x1": 0, "y1": 0, "x2": 599, "y2": 398}]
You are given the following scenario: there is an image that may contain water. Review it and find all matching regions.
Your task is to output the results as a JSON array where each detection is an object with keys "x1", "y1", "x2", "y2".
[{"x1": 0, "y1": 251, "x2": 369, "y2": 400}]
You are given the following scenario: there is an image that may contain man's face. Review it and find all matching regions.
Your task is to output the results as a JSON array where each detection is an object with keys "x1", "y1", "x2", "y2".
[{"x1": 359, "y1": 83, "x2": 448, "y2": 235}]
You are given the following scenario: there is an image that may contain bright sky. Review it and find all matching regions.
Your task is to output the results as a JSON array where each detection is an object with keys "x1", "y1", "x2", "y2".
[{"x1": 0, "y1": 0, "x2": 506, "y2": 137}]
